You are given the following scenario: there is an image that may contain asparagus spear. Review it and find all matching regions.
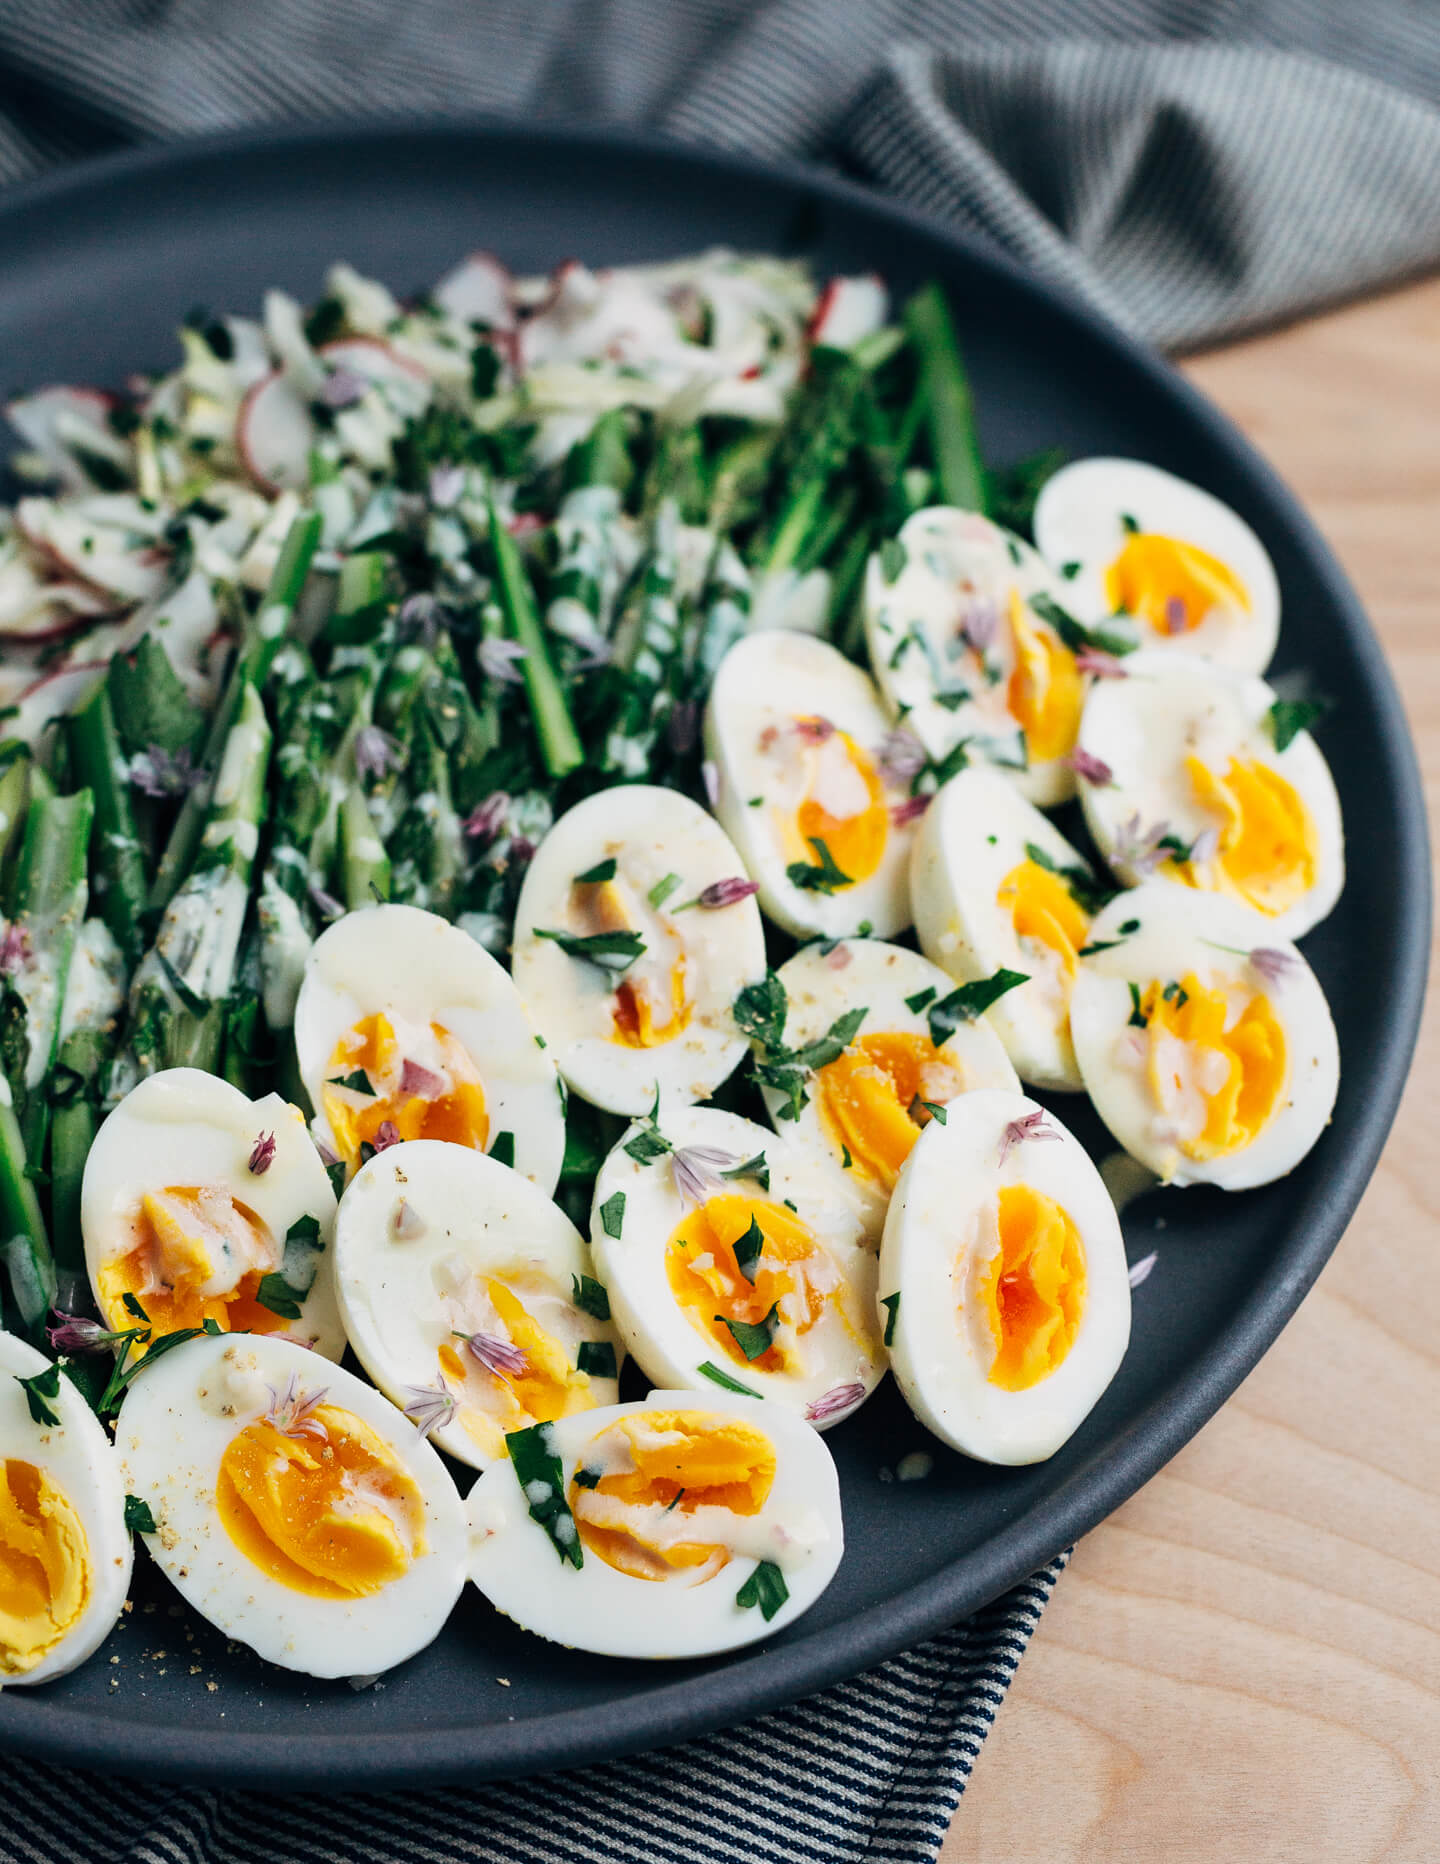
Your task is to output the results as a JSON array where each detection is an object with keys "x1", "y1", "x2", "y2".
[
  {"x1": 48, "y1": 919, "x2": 125, "y2": 1293},
  {"x1": 694, "y1": 539, "x2": 753, "y2": 688},
  {"x1": 601, "y1": 498, "x2": 682, "y2": 776},
  {"x1": 0, "y1": 1100, "x2": 52, "y2": 1343},
  {"x1": 341, "y1": 784, "x2": 391, "y2": 908},
  {"x1": 902, "y1": 282, "x2": 986, "y2": 513},
  {"x1": 66, "y1": 684, "x2": 149, "y2": 967},
  {"x1": 487, "y1": 492, "x2": 584, "y2": 780}
]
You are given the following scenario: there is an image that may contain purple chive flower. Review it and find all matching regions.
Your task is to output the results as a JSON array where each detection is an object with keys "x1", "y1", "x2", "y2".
[
  {"x1": 959, "y1": 600, "x2": 997, "y2": 654},
  {"x1": 478, "y1": 638, "x2": 528, "y2": 685},
  {"x1": 372, "y1": 1120, "x2": 401, "y2": 1153},
  {"x1": 889, "y1": 793, "x2": 932, "y2": 827},
  {"x1": 1249, "y1": 946, "x2": 1300, "y2": 986},
  {"x1": 264, "y1": 1373, "x2": 330, "y2": 1440},
  {"x1": 399, "y1": 1057, "x2": 445, "y2": 1099},
  {"x1": 309, "y1": 883, "x2": 345, "y2": 923},
  {"x1": 1067, "y1": 746, "x2": 1114, "y2": 787},
  {"x1": 1112, "y1": 813, "x2": 1170, "y2": 875},
  {"x1": 353, "y1": 725, "x2": 402, "y2": 782},
  {"x1": 692, "y1": 877, "x2": 759, "y2": 910},
  {"x1": 508, "y1": 835, "x2": 537, "y2": 868},
  {"x1": 667, "y1": 700, "x2": 698, "y2": 756},
  {"x1": 0, "y1": 922, "x2": 30, "y2": 977},
  {"x1": 805, "y1": 1381, "x2": 867, "y2": 1426},
  {"x1": 878, "y1": 725, "x2": 927, "y2": 784},
  {"x1": 998, "y1": 1108, "x2": 1061, "y2": 1165},
  {"x1": 398, "y1": 592, "x2": 440, "y2": 644},
  {"x1": 460, "y1": 1330, "x2": 528, "y2": 1378},
  {"x1": 248, "y1": 1131, "x2": 277, "y2": 1175},
  {"x1": 1127, "y1": 1251, "x2": 1158, "y2": 1289},
  {"x1": 701, "y1": 760, "x2": 719, "y2": 809},
  {"x1": 46, "y1": 1311, "x2": 127, "y2": 1355},
  {"x1": 129, "y1": 744, "x2": 202, "y2": 799},
  {"x1": 464, "y1": 791, "x2": 510, "y2": 843},
  {"x1": 1188, "y1": 826, "x2": 1220, "y2": 866},
  {"x1": 315, "y1": 1140, "x2": 341, "y2": 1170},
  {"x1": 1164, "y1": 595, "x2": 1188, "y2": 636},
  {"x1": 428, "y1": 463, "x2": 466, "y2": 509},
  {"x1": 320, "y1": 366, "x2": 367, "y2": 410},
  {"x1": 670, "y1": 1144, "x2": 736, "y2": 1208},
  {"x1": 1074, "y1": 647, "x2": 1128, "y2": 679},
  {"x1": 402, "y1": 1378, "x2": 457, "y2": 1439}
]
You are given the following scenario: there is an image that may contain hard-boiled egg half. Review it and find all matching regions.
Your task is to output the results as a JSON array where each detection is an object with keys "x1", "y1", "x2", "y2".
[
  {"x1": 590, "y1": 1106, "x2": 883, "y2": 1429},
  {"x1": 117, "y1": 1332, "x2": 467, "y2": 1678},
  {"x1": 0, "y1": 1331, "x2": 132, "y2": 1684},
  {"x1": 704, "y1": 631, "x2": 918, "y2": 941},
  {"x1": 910, "y1": 767, "x2": 1106, "y2": 1093},
  {"x1": 81, "y1": 1068, "x2": 343, "y2": 1358},
  {"x1": 511, "y1": 785, "x2": 765, "y2": 1117},
  {"x1": 294, "y1": 903, "x2": 564, "y2": 1192},
  {"x1": 864, "y1": 507, "x2": 1097, "y2": 807},
  {"x1": 466, "y1": 1389, "x2": 843, "y2": 1658},
  {"x1": 1069, "y1": 885, "x2": 1339, "y2": 1190},
  {"x1": 1033, "y1": 458, "x2": 1280, "y2": 674},
  {"x1": 334, "y1": 1139, "x2": 623, "y2": 1470},
  {"x1": 879, "y1": 1089, "x2": 1130, "y2": 1464},
  {"x1": 1075, "y1": 651, "x2": 1343, "y2": 939},
  {"x1": 755, "y1": 938, "x2": 1018, "y2": 1244}
]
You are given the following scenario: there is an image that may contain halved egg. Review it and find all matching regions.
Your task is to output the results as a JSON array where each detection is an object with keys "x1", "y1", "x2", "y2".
[
  {"x1": 81, "y1": 1068, "x2": 343, "y2": 1359},
  {"x1": 1069, "y1": 885, "x2": 1339, "y2": 1189},
  {"x1": 1076, "y1": 651, "x2": 1343, "y2": 939},
  {"x1": 116, "y1": 1331, "x2": 467, "y2": 1678},
  {"x1": 1033, "y1": 458, "x2": 1280, "y2": 674},
  {"x1": 704, "y1": 631, "x2": 918, "y2": 940},
  {"x1": 294, "y1": 903, "x2": 565, "y2": 1192},
  {"x1": 757, "y1": 938, "x2": 1018, "y2": 1243},
  {"x1": 863, "y1": 507, "x2": 1090, "y2": 806},
  {"x1": 910, "y1": 767, "x2": 1107, "y2": 1092},
  {"x1": 589, "y1": 1106, "x2": 883, "y2": 1429},
  {"x1": 511, "y1": 785, "x2": 765, "y2": 1117},
  {"x1": 879, "y1": 1089, "x2": 1130, "y2": 1464},
  {"x1": 0, "y1": 1331, "x2": 132, "y2": 1685},
  {"x1": 334, "y1": 1138, "x2": 624, "y2": 1471},
  {"x1": 466, "y1": 1388, "x2": 843, "y2": 1658}
]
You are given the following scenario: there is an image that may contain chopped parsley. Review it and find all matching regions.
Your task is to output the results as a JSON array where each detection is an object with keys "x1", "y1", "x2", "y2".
[
  {"x1": 721, "y1": 1153, "x2": 770, "y2": 1193},
  {"x1": 571, "y1": 1274, "x2": 611, "y2": 1321},
  {"x1": 736, "y1": 1559, "x2": 789, "y2": 1621},
  {"x1": 1268, "y1": 695, "x2": 1328, "y2": 752},
  {"x1": 718, "y1": 1308, "x2": 777, "y2": 1362},
  {"x1": 327, "y1": 1069, "x2": 374, "y2": 1096},
  {"x1": 927, "y1": 970, "x2": 1028, "y2": 1046},
  {"x1": 785, "y1": 836, "x2": 853, "y2": 895},
  {"x1": 488, "y1": 1130, "x2": 516, "y2": 1168},
  {"x1": 506, "y1": 1423, "x2": 583, "y2": 1569},
  {"x1": 598, "y1": 1192, "x2": 626, "y2": 1240},
  {"x1": 17, "y1": 1363, "x2": 61, "y2": 1428},
  {"x1": 576, "y1": 1341, "x2": 618, "y2": 1380},
  {"x1": 904, "y1": 986, "x2": 937, "y2": 1014},
  {"x1": 881, "y1": 1292, "x2": 901, "y2": 1347},
  {"x1": 733, "y1": 1215, "x2": 765, "y2": 1283},
  {"x1": 124, "y1": 1495, "x2": 157, "y2": 1535},
  {"x1": 573, "y1": 857, "x2": 617, "y2": 885},
  {"x1": 879, "y1": 537, "x2": 908, "y2": 584},
  {"x1": 1128, "y1": 983, "x2": 1149, "y2": 1028},
  {"x1": 534, "y1": 927, "x2": 646, "y2": 973},
  {"x1": 1022, "y1": 840, "x2": 1115, "y2": 917}
]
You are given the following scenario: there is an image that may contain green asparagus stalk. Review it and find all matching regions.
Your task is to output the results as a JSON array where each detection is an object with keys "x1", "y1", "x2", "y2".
[
  {"x1": 0, "y1": 744, "x2": 31, "y2": 886},
  {"x1": 12, "y1": 789, "x2": 94, "y2": 1165},
  {"x1": 66, "y1": 685, "x2": 149, "y2": 967},
  {"x1": 48, "y1": 917, "x2": 124, "y2": 1290},
  {"x1": 341, "y1": 785, "x2": 390, "y2": 908},
  {"x1": 601, "y1": 499, "x2": 681, "y2": 776},
  {"x1": 694, "y1": 539, "x2": 753, "y2": 688},
  {"x1": 487, "y1": 492, "x2": 584, "y2": 779},
  {"x1": 0, "y1": 1100, "x2": 52, "y2": 1343},
  {"x1": 902, "y1": 282, "x2": 986, "y2": 513}
]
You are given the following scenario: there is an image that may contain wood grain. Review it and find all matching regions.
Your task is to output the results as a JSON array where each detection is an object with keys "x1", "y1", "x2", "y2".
[{"x1": 943, "y1": 276, "x2": 1440, "y2": 1864}]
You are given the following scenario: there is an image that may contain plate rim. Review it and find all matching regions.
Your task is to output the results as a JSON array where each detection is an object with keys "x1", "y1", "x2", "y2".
[{"x1": 0, "y1": 115, "x2": 1428, "y2": 1789}]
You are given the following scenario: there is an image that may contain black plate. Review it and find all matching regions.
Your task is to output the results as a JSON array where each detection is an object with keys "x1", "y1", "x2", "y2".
[{"x1": 0, "y1": 123, "x2": 1427, "y2": 1789}]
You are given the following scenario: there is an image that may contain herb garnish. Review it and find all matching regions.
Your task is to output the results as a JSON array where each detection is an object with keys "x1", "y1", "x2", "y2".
[
  {"x1": 506, "y1": 1423, "x2": 583, "y2": 1569},
  {"x1": 698, "y1": 1360, "x2": 761, "y2": 1397},
  {"x1": 535, "y1": 927, "x2": 646, "y2": 974},
  {"x1": 1268, "y1": 696, "x2": 1328, "y2": 752},
  {"x1": 736, "y1": 1559, "x2": 789, "y2": 1621},
  {"x1": 17, "y1": 1363, "x2": 62, "y2": 1427},
  {"x1": 1022, "y1": 840, "x2": 1115, "y2": 917},
  {"x1": 881, "y1": 1292, "x2": 901, "y2": 1347},
  {"x1": 577, "y1": 1341, "x2": 618, "y2": 1380},
  {"x1": 124, "y1": 1495, "x2": 157, "y2": 1535},
  {"x1": 785, "y1": 836, "x2": 853, "y2": 895},
  {"x1": 927, "y1": 969, "x2": 1028, "y2": 1046},
  {"x1": 571, "y1": 1275, "x2": 611, "y2": 1321},
  {"x1": 718, "y1": 1307, "x2": 777, "y2": 1362},
  {"x1": 598, "y1": 1192, "x2": 626, "y2": 1239},
  {"x1": 573, "y1": 857, "x2": 617, "y2": 885}
]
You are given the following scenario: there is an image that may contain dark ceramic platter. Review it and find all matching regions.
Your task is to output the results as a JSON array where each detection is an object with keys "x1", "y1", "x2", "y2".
[{"x1": 0, "y1": 124, "x2": 1426, "y2": 1790}]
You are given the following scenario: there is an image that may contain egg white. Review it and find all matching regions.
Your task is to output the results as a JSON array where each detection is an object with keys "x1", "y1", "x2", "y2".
[
  {"x1": 80, "y1": 1068, "x2": 344, "y2": 1360},
  {"x1": 879, "y1": 1089, "x2": 1131, "y2": 1465},
  {"x1": 294, "y1": 902, "x2": 565, "y2": 1193},
  {"x1": 1033, "y1": 457, "x2": 1280, "y2": 674},
  {"x1": 1076, "y1": 650, "x2": 1344, "y2": 939},
  {"x1": 466, "y1": 1389, "x2": 843, "y2": 1659},
  {"x1": 704, "y1": 631, "x2": 917, "y2": 940},
  {"x1": 511, "y1": 784, "x2": 765, "y2": 1117},
  {"x1": 0, "y1": 1330, "x2": 132, "y2": 1685},
  {"x1": 760, "y1": 937, "x2": 1018, "y2": 1244},
  {"x1": 334, "y1": 1138, "x2": 624, "y2": 1470},
  {"x1": 1069, "y1": 885, "x2": 1339, "y2": 1190},
  {"x1": 115, "y1": 1332, "x2": 468, "y2": 1678},
  {"x1": 589, "y1": 1104, "x2": 884, "y2": 1427}
]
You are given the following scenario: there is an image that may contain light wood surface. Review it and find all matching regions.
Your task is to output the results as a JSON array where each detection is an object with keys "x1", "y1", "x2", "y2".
[{"x1": 944, "y1": 277, "x2": 1440, "y2": 1864}]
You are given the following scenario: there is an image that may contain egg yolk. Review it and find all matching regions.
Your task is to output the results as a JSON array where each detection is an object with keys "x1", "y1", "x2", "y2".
[
  {"x1": 666, "y1": 1194, "x2": 844, "y2": 1374},
  {"x1": 0, "y1": 1459, "x2": 91, "y2": 1676},
  {"x1": 815, "y1": 1031, "x2": 962, "y2": 1190},
  {"x1": 997, "y1": 859, "x2": 1090, "y2": 978},
  {"x1": 1177, "y1": 756, "x2": 1317, "y2": 918},
  {"x1": 96, "y1": 1188, "x2": 289, "y2": 1346},
  {"x1": 1144, "y1": 971, "x2": 1286, "y2": 1161},
  {"x1": 1007, "y1": 589, "x2": 1083, "y2": 764},
  {"x1": 573, "y1": 873, "x2": 691, "y2": 1050},
  {"x1": 791, "y1": 720, "x2": 888, "y2": 888},
  {"x1": 977, "y1": 1185, "x2": 1086, "y2": 1391},
  {"x1": 1105, "y1": 532, "x2": 1250, "y2": 636},
  {"x1": 437, "y1": 1277, "x2": 598, "y2": 1460},
  {"x1": 217, "y1": 1402, "x2": 426, "y2": 1600},
  {"x1": 569, "y1": 1409, "x2": 775, "y2": 1583},
  {"x1": 323, "y1": 1011, "x2": 488, "y2": 1172}
]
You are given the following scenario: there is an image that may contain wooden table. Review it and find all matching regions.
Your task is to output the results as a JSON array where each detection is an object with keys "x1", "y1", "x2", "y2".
[{"x1": 944, "y1": 277, "x2": 1440, "y2": 1864}]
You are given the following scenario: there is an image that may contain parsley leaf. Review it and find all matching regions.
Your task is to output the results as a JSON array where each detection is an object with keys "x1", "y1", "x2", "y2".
[
  {"x1": 733, "y1": 972, "x2": 788, "y2": 1052},
  {"x1": 571, "y1": 1274, "x2": 611, "y2": 1321},
  {"x1": 736, "y1": 1559, "x2": 790, "y2": 1621},
  {"x1": 599, "y1": 1192, "x2": 626, "y2": 1239},
  {"x1": 733, "y1": 1215, "x2": 765, "y2": 1284},
  {"x1": 722, "y1": 1153, "x2": 770, "y2": 1193},
  {"x1": 1027, "y1": 589, "x2": 1137, "y2": 661},
  {"x1": 577, "y1": 1340, "x2": 618, "y2": 1380},
  {"x1": 124, "y1": 1495, "x2": 157, "y2": 1535},
  {"x1": 573, "y1": 857, "x2": 617, "y2": 885},
  {"x1": 1128, "y1": 983, "x2": 1149, "y2": 1028},
  {"x1": 255, "y1": 1273, "x2": 306, "y2": 1320},
  {"x1": 488, "y1": 1130, "x2": 516, "y2": 1168},
  {"x1": 1022, "y1": 840, "x2": 1115, "y2": 917},
  {"x1": 327, "y1": 1069, "x2": 374, "y2": 1096},
  {"x1": 928, "y1": 970, "x2": 1028, "y2": 1045},
  {"x1": 1268, "y1": 696, "x2": 1328, "y2": 752},
  {"x1": 792, "y1": 1005, "x2": 868, "y2": 1072},
  {"x1": 879, "y1": 537, "x2": 908, "y2": 585},
  {"x1": 18, "y1": 1363, "x2": 61, "y2": 1428},
  {"x1": 904, "y1": 986, "x2": 937, "y2": 1015},
  {"x1": 535, "y1": 927, "x2": 646, "y2": 973},
  {"x1": 785, "y1": 837, "x2": 853, "y2": 894},
  {"x1": 506, "y1": 1423, "x2": 583, "y2": 1569},
  {"x1": 881, "y1": 1292, "x2": 901, "y2": 1347}
]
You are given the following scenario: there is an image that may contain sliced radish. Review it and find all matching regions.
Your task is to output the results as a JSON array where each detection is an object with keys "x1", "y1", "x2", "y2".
[
  {"x1": 14, "y1": 498, "x2": 168, "y2": 604},
  {"x1": 319, "y1": 337, "x2": 429, "y2": 386},
  {"x1": 0, "y1": 540, "x2": 110, "y2": 640},
  {"x1": 435, "y1": 252, "x2": 516, "y2": 328},
  {"x1": 6, "y1": 386, "x2": 128, "y2": 492},
  {"x1": 8, "y1": 663, "x2": 107, "y2": 743},
  {"x1": 238, "y1": 371, "x2": 315, "y2": 494},
  {"x1": 807, "y1": 274, "x2": 889, "y2": 351}
]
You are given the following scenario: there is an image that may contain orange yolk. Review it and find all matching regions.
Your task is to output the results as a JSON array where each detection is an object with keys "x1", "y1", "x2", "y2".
[
  {"x1": 575, "y1": 875, "x2": 691, "y2": 1050},
  {"x1": 793, "y1": 721, "x2": 888, "y2": 888},
  {"x1": 323, "y1": 1011, "x2": 488, "y2": 1172},
  {"x1": 815, "y1": 1030, "x2": 962, "y2": 1190},
  {"x1": 1105, "y1": 532, "x2": 1250, "y2": 636},
  {"x1": 1178, "y1": 756, "x2": 1317, "y2": 918},
  {"x1": 96, "y1": 1188, "x2": 289, "y2": 1346},
  {"x1": 1006, "y1": 589, "x2": 1083, "y2": 764},
  {"x1": 569, "y1": 1409, "x2": 775, "y2": 1582},
  {"x1": 666, "y1": 1194, "x2": 837, "y2": 1374},
  {"x1": 0, "y1": 1460, "x2": 91, "y2": 1675},
  {"x1": 997, "y1": 859, "x2": 1090, "y2": 978},
  {"x1": 437, "y1": 1277, "x2": 596, "y2": 1460},
  {"x1": 977, "y1": 1185, "x2": 1086, "y2": 1391},
  {"x1": 217, "y1": 1403, "x2": 426, "y2": 1600},
  {"x1": 1144, "y1": 972, "x2": 1286, "y2": 1161}
]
